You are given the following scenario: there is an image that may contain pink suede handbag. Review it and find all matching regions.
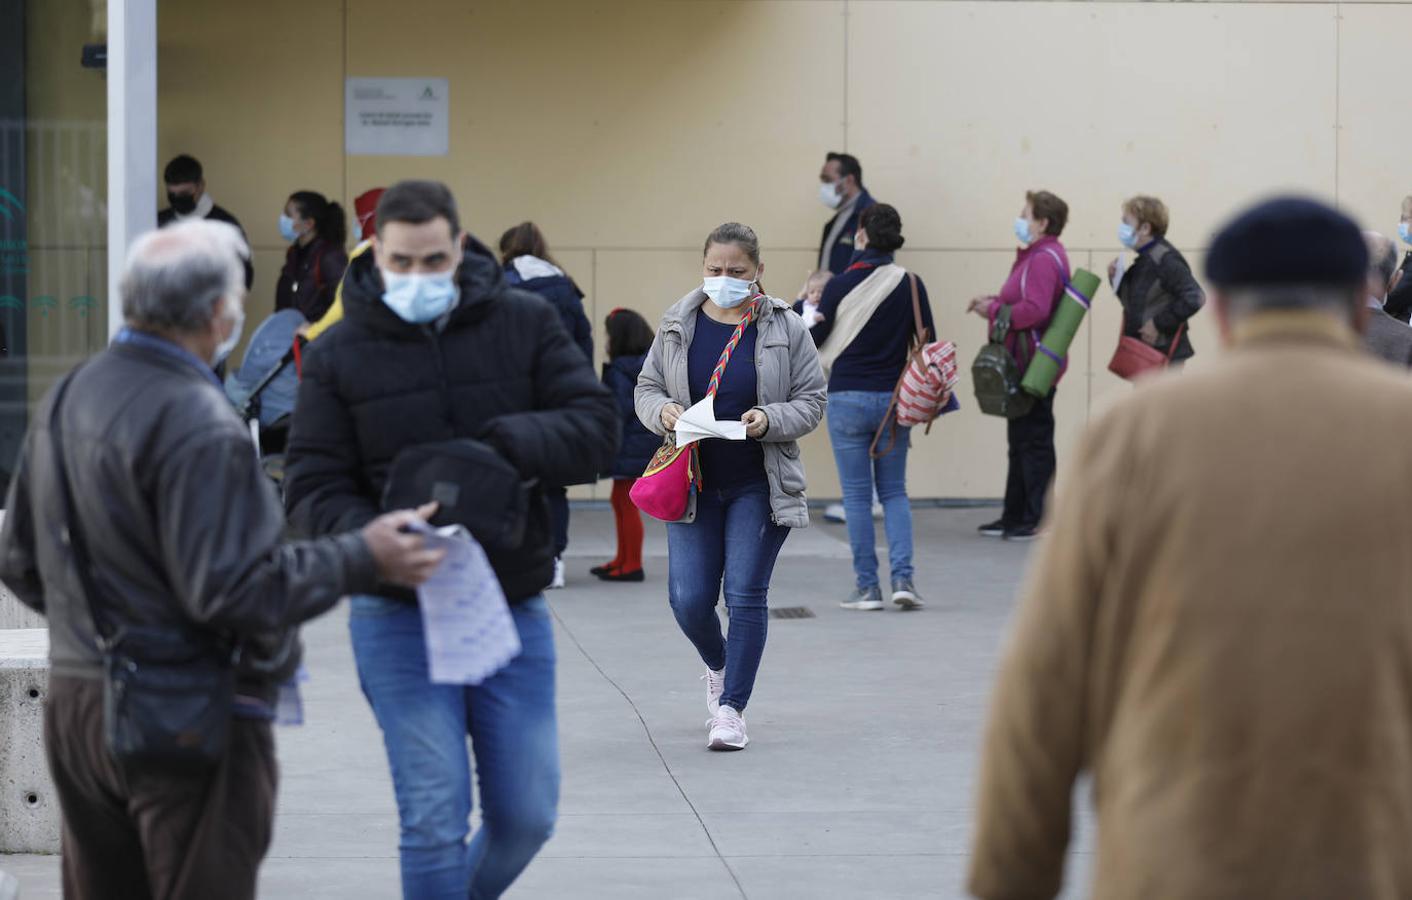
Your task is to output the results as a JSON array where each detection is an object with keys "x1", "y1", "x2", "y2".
[{"x1": 630, "y1": 298, "x2": 760, "y2": 522}]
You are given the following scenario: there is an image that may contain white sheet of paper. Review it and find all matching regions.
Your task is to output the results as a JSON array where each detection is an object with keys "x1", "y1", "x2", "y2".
[
  {"x1": 412, "y1": 522, "x2": 522, "y2": 686},
  {"x1": 1112, "y1": 251, "x2": 1129, "y2": 293},
  {"x1": 674, "y1": 395, "x2": 748, "y2": 448}
]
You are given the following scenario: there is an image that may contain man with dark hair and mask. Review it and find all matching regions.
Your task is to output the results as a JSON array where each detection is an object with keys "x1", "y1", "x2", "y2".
[
  {"x1": 284, "y1": 179, "x2": 617, "y2": 899},
  {"x1": 159, "y1": 154, "x2": 252, "y2": 288}
]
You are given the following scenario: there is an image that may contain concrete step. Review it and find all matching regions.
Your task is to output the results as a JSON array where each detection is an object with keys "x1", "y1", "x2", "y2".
[{"x1": 0, "y1": 629, "x2": 58, "y2": 855}]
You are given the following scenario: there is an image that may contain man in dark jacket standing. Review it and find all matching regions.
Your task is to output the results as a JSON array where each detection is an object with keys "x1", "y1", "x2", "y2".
[
  {"x1": 818, "y1": 152, "x2": 877, "y2": 275},
  {"x1": 158, "y1": 154, "x2": 253, "y2": 288},
  {"x1": 283, "y1": 180, "x2": 617, "y2": 900},
  {"x1": 0, "y1": 219, "x2": 441, "y2": 900}
]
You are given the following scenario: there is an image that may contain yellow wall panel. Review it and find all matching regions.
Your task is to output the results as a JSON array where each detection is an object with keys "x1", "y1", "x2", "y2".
[
  {"x1": 1335, "y1": 5, "x2": 1412, "y2": 236},
  {"x1": 152, "y1": 0, "x2": 1373, "y2": 500},
  {"x1": 158, "y1": 0, "x2": 346, "y2": 252},
  {"x1": 343, "y1": 0, "x2": 845, "y2": 251},
  {"x1": 847, "y1": 1, "x2": 1338, "y2": 251}
]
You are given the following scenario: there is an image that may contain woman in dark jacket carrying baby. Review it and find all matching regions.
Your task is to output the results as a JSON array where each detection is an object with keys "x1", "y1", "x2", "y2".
[
  {"x1": 810, "y1": 204, "x2": 934, "y2": 613},
  {"x1": 593, "y1": 308, "x2": 658, "y2": 583}
]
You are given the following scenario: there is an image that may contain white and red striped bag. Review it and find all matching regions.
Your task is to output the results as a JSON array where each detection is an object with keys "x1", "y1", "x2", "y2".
[
  {"x1": 896, "y1": 341, "x2": 959, "y2": 426},
  {"x1": 870, "y1": 273, "x2": 961, "y2": 458}
]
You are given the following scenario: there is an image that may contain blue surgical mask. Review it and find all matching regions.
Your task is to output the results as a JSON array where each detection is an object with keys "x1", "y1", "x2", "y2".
[
  {"x1": 279, "y1": 214, "x2": 299, "y2": 243},
  {"x1": 1399, "y1": 222, "x2": 1411, "y2": 245},
  {"x1": 702, "y1": 272, "x2": 758, "y2": 309},
  {"x1": 1013, "y1": 217, "x2": 1033, "y2": 245},
  {"x1": 381, "y1": 269, "x2": 459, "y2": 323},
  {"x1": 1118, "y1": 222, "x2": 1138, "y2": 249}
]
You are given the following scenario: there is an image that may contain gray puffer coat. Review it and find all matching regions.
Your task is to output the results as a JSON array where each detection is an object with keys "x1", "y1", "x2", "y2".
[{"x1": 635, "y1": 289, "x2": 827, "y2": 527}]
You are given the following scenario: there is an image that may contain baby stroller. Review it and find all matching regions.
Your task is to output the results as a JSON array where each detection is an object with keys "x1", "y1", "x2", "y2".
[{"x1": 227, "y1": 309, "x2": 306, "y2": 488}]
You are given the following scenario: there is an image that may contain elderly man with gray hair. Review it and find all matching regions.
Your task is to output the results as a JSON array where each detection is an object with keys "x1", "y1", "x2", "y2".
[
  {"x1": 1361, "y1": 229, "x2": 1412, "y2": 366},
  {"x1": 970, "y1": 197, "x2": 1412, "y2": 898},
  {"x1": 0, "y1": 219, "x2": 444, "y2": 900}
]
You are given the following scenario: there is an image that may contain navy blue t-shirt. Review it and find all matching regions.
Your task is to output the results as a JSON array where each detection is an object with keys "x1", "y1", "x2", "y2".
[{"x1": 687, "y1": 308, "x2": 766, "y2": 489}]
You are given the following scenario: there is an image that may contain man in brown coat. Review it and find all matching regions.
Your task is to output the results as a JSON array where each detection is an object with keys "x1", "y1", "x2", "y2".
[{"x1": 969, "y1": 197, "x2": 1412, "y2": 899}]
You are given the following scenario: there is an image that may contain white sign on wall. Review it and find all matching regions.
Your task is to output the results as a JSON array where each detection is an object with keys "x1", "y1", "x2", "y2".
[{"x1": 345, "y1": 77, "x2": 449, "y2": 157}]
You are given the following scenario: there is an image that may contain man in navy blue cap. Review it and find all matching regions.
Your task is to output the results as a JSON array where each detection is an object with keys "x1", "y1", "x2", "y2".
[{"x1": 970, "y1": 196, "x2": 1412, "y2": 899}]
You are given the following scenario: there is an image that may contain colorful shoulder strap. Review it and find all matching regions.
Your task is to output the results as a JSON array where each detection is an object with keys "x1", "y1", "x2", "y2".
[{"x1": 705, "y1": 296, "x2": 762, "y2": 396}]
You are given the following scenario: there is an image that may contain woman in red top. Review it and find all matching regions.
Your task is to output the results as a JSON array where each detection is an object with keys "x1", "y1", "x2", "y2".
[{"x1": 966, "y1": 190, "x2": 1072, "y2": 541}]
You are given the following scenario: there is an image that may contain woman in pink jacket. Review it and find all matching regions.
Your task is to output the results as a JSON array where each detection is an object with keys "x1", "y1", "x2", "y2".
[{"x1": 966, "y1": 190, "x2": 1071, "y2": 541}]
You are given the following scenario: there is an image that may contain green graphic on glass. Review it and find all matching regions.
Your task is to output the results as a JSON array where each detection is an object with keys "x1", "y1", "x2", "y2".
[
  {"x1": 69, "y1": 295, "x2": 97, "y2": 318},
  {"x1": 34, "y1": 296, "x2": 56, "y2": 318},
  {"x1": 0, "y1": 187, "x2": 23, "y2": 222}
]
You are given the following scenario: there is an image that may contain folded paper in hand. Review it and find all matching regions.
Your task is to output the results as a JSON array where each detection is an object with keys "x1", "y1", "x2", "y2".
[
  {"x1": 411, "y1": 521, "x2": 522, "y2": 685},
  {"x1": 1112, "y1": 251, "x2": 1128, "y2": 293},
  {"x1": 674, "y1": 395, "x2": 747, "y2": 448}
]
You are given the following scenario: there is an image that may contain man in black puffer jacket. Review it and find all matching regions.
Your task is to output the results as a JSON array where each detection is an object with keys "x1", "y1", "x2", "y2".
[{"x1": 283, "y1": 180, "x2": 616, "y2": 899}]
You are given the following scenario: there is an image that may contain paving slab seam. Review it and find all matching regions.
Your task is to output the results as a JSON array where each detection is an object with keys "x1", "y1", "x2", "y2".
[{"x1": 549, "y1": 602, "x2": 750, "y2": 900}]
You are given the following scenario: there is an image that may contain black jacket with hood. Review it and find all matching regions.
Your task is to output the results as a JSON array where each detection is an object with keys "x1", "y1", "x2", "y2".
[{"x1": 283, "y1": 236, "x2": 618, "y2": 602}]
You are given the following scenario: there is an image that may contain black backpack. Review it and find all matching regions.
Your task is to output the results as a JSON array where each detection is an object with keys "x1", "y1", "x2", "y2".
[{"x1": 971, "y1": 305, "x2": 1035, "y2": 419}]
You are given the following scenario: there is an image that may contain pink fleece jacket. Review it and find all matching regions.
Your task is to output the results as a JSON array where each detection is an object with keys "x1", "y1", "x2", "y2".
[{"x1": 986, "y1": 236, "x2": 1071, "y2": 381}]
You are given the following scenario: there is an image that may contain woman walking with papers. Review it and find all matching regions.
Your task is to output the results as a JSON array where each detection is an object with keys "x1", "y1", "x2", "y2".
[{"x1": 635, "y1": 222, "x2": 827, "y2": 751}]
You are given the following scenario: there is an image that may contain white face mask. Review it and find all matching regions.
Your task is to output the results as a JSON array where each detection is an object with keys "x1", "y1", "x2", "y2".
[
  {"x1": 211, "y1": 301, "x2": 245, "y2": 366},
  {"x1": 702, "y1": 269, "x2": 760, "y2": 309},
  {"x1": 819, "y1": 181, "x2": 843, "y2": 210}
]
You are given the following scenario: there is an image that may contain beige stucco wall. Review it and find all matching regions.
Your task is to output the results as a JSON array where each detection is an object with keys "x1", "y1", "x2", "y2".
[{"x1": 155, "y1": 0, "x2": 1401, "y2": 500}]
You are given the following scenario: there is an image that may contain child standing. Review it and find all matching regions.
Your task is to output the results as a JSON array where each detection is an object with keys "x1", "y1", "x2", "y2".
[{"x1": 594, "y1": 309, "x2": 659, "y2": 582}]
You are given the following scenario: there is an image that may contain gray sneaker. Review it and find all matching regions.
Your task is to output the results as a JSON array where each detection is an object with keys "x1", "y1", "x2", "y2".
[
  {"x1": 891, "y1": 579, "x2": 924, "y2": 611},
  {"x1": 841, "y1": 585, "x2": 885, "y2": 611}
]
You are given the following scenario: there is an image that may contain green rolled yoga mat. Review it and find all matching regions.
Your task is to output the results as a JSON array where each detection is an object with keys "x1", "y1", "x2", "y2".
[{"x1": 1020, "y1": 268, "x2": 1101, "y2": 398}]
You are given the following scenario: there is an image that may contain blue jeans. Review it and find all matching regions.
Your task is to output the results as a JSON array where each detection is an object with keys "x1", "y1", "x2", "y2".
[
  {"x1": 826, "y1": 391, "x2": 915, "y2": 590},
  {"x1": 349, "y1": 594, "x2": 559, "y2": 900},
  {"x1": 665, "y1": 480, "x2": 789, "y2": 712}
]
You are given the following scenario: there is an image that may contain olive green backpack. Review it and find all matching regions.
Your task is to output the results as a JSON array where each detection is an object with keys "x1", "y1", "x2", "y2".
[{"x1": 971, "y1": 305, "x2": 1035, "y2": 419}]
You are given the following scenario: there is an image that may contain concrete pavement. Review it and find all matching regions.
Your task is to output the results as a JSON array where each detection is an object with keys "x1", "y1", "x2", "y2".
[{"x1": 1, "y1": 506, "x2": 1094, "y2": 899}]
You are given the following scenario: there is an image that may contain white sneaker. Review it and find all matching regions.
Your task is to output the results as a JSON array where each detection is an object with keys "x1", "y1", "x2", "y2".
[
  {"x1": 703, "y1": 668, "x2": 725, "y2": 715},
  {"x1": 871, "y1": 501, "x2": 884, "y2": 520},
  {"x1": 823, "y1": 503, "x2": 846, "y2": 523},
  {"x1": 549, "y1": 557, "x2": 566, "y2": 590},
  {"x1": 707, "y1": 706, "x2": 749, "y2": 751}
]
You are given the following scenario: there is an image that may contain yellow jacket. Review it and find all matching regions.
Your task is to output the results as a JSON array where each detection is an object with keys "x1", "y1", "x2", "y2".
[{"x1": 305, "y1": 239, "x2": 371, "y2": 341}]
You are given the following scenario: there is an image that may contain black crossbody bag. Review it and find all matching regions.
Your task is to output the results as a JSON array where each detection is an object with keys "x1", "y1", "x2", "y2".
[{"x1": 48, "y1": 369, "x2": 240, "y2": 773}]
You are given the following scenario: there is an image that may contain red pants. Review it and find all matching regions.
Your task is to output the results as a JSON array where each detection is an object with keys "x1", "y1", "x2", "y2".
[{"x1": 610, "y1": 479, "x2": 644, "y2": 573}]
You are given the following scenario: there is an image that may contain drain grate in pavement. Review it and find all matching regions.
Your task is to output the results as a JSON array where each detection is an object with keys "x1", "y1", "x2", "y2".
[{"x1": 769, "y1": 606, "x2": 815, "y2": 620}]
